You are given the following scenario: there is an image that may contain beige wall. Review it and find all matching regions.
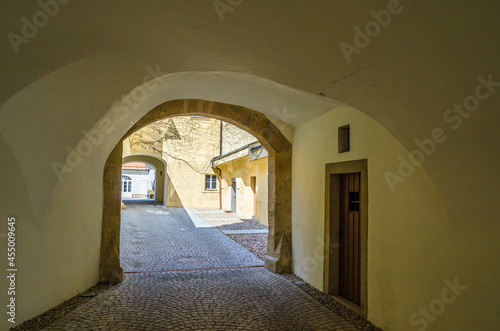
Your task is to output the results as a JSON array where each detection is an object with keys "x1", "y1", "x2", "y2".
[
  {"x1": 219, "y1": 155, "x2": 268, "y2": 225},
  {"x1": 124, "y1": 117, "x2": 266, "y2": 210},
  {"x1": 164, "y1": 161, "x2": 219, "y2": 208},
  {"x1": 221, "y1": 122, "x2": 257, "y2": 155},
  {"x1": 126, "y1": 116, "x2": 221, "y2": 208},
  {"x1": 218, "y1": 122, "x2": 268, "y2": 223},
  {"x1": 292, "y1": 106, "x2": 469, "y2": 330},
  {"x1": 162, "y1": 116, "x2": 220, "y2": 208}
]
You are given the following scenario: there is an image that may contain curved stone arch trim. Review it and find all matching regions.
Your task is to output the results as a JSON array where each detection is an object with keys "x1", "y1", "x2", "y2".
[
  {"x1": 122, "y1": 154, "x2": 168, "y2": 205},
  {"x1": 123, "y1": 153, "x2": 167, "y2": 168},
  {"x1": 99, "y1": 99, "x2": 292, "y2": 283}
]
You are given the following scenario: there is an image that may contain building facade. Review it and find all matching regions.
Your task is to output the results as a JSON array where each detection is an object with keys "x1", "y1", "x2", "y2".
[
  {"x1": 124, "y1": 116, "x2": 220, "y2": 208},
  {"x1": 121, "y1": 162, "x2": 156, "y2": 199},
  {"x1": 123, "y1": 116, "x2": 268, "y2": 223},
  {"x1": 215, "y1": 141, "x2": 269, "y2": 225}
]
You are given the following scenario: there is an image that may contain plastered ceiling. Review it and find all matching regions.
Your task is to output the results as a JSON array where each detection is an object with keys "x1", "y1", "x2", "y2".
[{"x1": 0, "y1": 0, "x2": 499, "y2": 220}]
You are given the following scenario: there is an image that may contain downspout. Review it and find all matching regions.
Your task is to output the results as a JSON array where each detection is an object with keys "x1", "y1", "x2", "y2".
[
  {"x1": 211, "y1": 157, "x2": 222, "y2": 210},
  {"x1": 213, "y1": 120, "x2": 223, "y2": 210},
  {"x1": 219, "y1": 120, "x2": 223, "y2": 156}
]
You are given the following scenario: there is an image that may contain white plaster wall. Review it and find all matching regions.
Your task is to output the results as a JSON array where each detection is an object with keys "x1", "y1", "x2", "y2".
[{"x1": 121, "y1": 169, "x2": 155, "y2": 198}]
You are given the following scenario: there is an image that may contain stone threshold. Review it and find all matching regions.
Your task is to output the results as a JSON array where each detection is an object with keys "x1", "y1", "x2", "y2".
[
  {"x1": 193, "y1": 210, "x2": 226, "y2": 214},
  {"x1": 221, "y1": 229, "x2": 269, "y2": 235},
  {"x1": 124, "y1": 265, "x2": 264, "y2": 274},
  {"x1": 204, "y1": 218, "x2": 241, "y2": 221}
]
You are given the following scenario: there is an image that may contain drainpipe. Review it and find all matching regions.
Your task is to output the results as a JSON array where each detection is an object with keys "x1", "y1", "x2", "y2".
[
  {"x1": 219, "y1": 120, "x2": 223, "y2": 156},
  {"x1": 213, "y1": 120, "x2": 223, "y2": 210},
  {"x1": 211, "y1": 157, "x2": 222, "y2": 210}
]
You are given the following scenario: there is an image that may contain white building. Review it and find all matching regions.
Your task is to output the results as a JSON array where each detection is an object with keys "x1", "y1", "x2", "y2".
[{"x1": 121, "y1": 162, "x2": 156, "y2": 199}]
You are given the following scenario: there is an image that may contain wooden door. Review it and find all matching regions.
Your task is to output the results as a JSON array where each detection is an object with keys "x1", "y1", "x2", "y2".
[
  {"x1": 338, "y1": 173, "x2": 361, "y2": 305},
  {"x1": 231, "y1": 178, "x2": 237, "y2": 212}
]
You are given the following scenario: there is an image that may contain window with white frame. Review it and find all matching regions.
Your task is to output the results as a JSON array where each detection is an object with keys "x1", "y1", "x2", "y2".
[
  {"x1": 122, "y1": 175, "x2": 132, "y2": 193},
  {"x1": 205, "y1": 174, "x2": 217, "y2": 190}
]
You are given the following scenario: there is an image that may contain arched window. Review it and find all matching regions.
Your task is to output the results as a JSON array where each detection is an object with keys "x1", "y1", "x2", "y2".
[{"x1": 122, "y1": 175, "x2": 132, "y2": 193}]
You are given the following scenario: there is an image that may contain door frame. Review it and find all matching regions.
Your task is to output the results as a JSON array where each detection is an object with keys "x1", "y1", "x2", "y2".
[
  {"x1": 230, "y1": 178, "x2": 237, "y2": 212},
  {"x1": 251, "y1": 176, "x2": 257, "y2": 217},
  {"x1": 323, "y1": 159, "x2": 368, "y2": 317}
]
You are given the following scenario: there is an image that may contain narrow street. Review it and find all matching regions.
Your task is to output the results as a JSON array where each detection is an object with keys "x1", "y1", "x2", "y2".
[
  {"x1": 40, "y1": 200, "x2": 366, "y2": 330},
  {"x1": 119, "y1": 200, "x2": 263, "y2": 272}
]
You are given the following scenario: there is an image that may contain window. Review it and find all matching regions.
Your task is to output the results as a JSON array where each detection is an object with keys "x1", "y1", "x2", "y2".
[
  {"x1": 349, "y1": 191, "x2": 360, "y2": 212},
  {"x1": 338, "y1": 124, "x2": 350, "y2": 153},
  {"x1": 122, "y1": 175, "x2": 132, "y2": 193},
  {"x1": 205, "y1": 174, "x2": 217, "y2": 190}
]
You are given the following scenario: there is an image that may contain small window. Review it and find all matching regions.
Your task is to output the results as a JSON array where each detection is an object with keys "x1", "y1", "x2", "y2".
[
  {"x1": 338, "y1": 125, "x2": 350, "y2": 153},
  {"x1": 349, "y1": 192, "x2": 360, "y2": 212},
  {"x1": 122, "y1": 175, "x2": 132, "y2": 193},
  {"x1": 205, "y1": 174, "x2": 217, "y2": 190}
]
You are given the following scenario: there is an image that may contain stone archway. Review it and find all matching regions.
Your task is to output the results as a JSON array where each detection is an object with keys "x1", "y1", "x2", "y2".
[
  {"x1": 99, "y1": 99, "x2": 292, "y2": 283},
  {"x1": 122, "y1": 154, "x2": 168, "y2": 205}
]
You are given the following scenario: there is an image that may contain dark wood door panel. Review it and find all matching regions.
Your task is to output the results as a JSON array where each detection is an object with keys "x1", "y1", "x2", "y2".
[{"x1": 339, "y1": 172, "x2": 361, "y2": 305}]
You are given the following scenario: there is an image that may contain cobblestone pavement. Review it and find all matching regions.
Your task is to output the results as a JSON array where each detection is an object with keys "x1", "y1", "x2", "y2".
[
  {"x1": 27, "y1": 200, "x2": 374, "y2": 330},
  {"x1": 120, "y1": 200, "x2": 263, "y2": 272},
  {"x1": 43, "y1": 268, "x2": 359, "y2": 330},
  {"x1": 227, "y1": 233, "x2": 267, "y2": 261},
  {"x1": 33, "y1": 200, "x2": 369, "y2": 330},
  {"x1": 189, "y1": 208, "x2": 269, "y2": 262}
]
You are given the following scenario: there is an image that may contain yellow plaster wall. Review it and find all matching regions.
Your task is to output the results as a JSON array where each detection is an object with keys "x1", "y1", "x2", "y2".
[
  {"x1": 165, "y1": 160, "x2": 219, "y2": 208},
  {"x1": 292, "y1": 106, "x2": 454, "y2": 330},
  {"x1": 221, "y1": 122, "x2": 257, "y2": 154},
  {"x1": 162, "y1": 117, "x2": 220, "y2": 208},
  {"x1": 219, "y1": 156, "x2": 268, "y2": 225},
  {"x1": 128, "y1": 116, "x2": 221, "y2": 208}
]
